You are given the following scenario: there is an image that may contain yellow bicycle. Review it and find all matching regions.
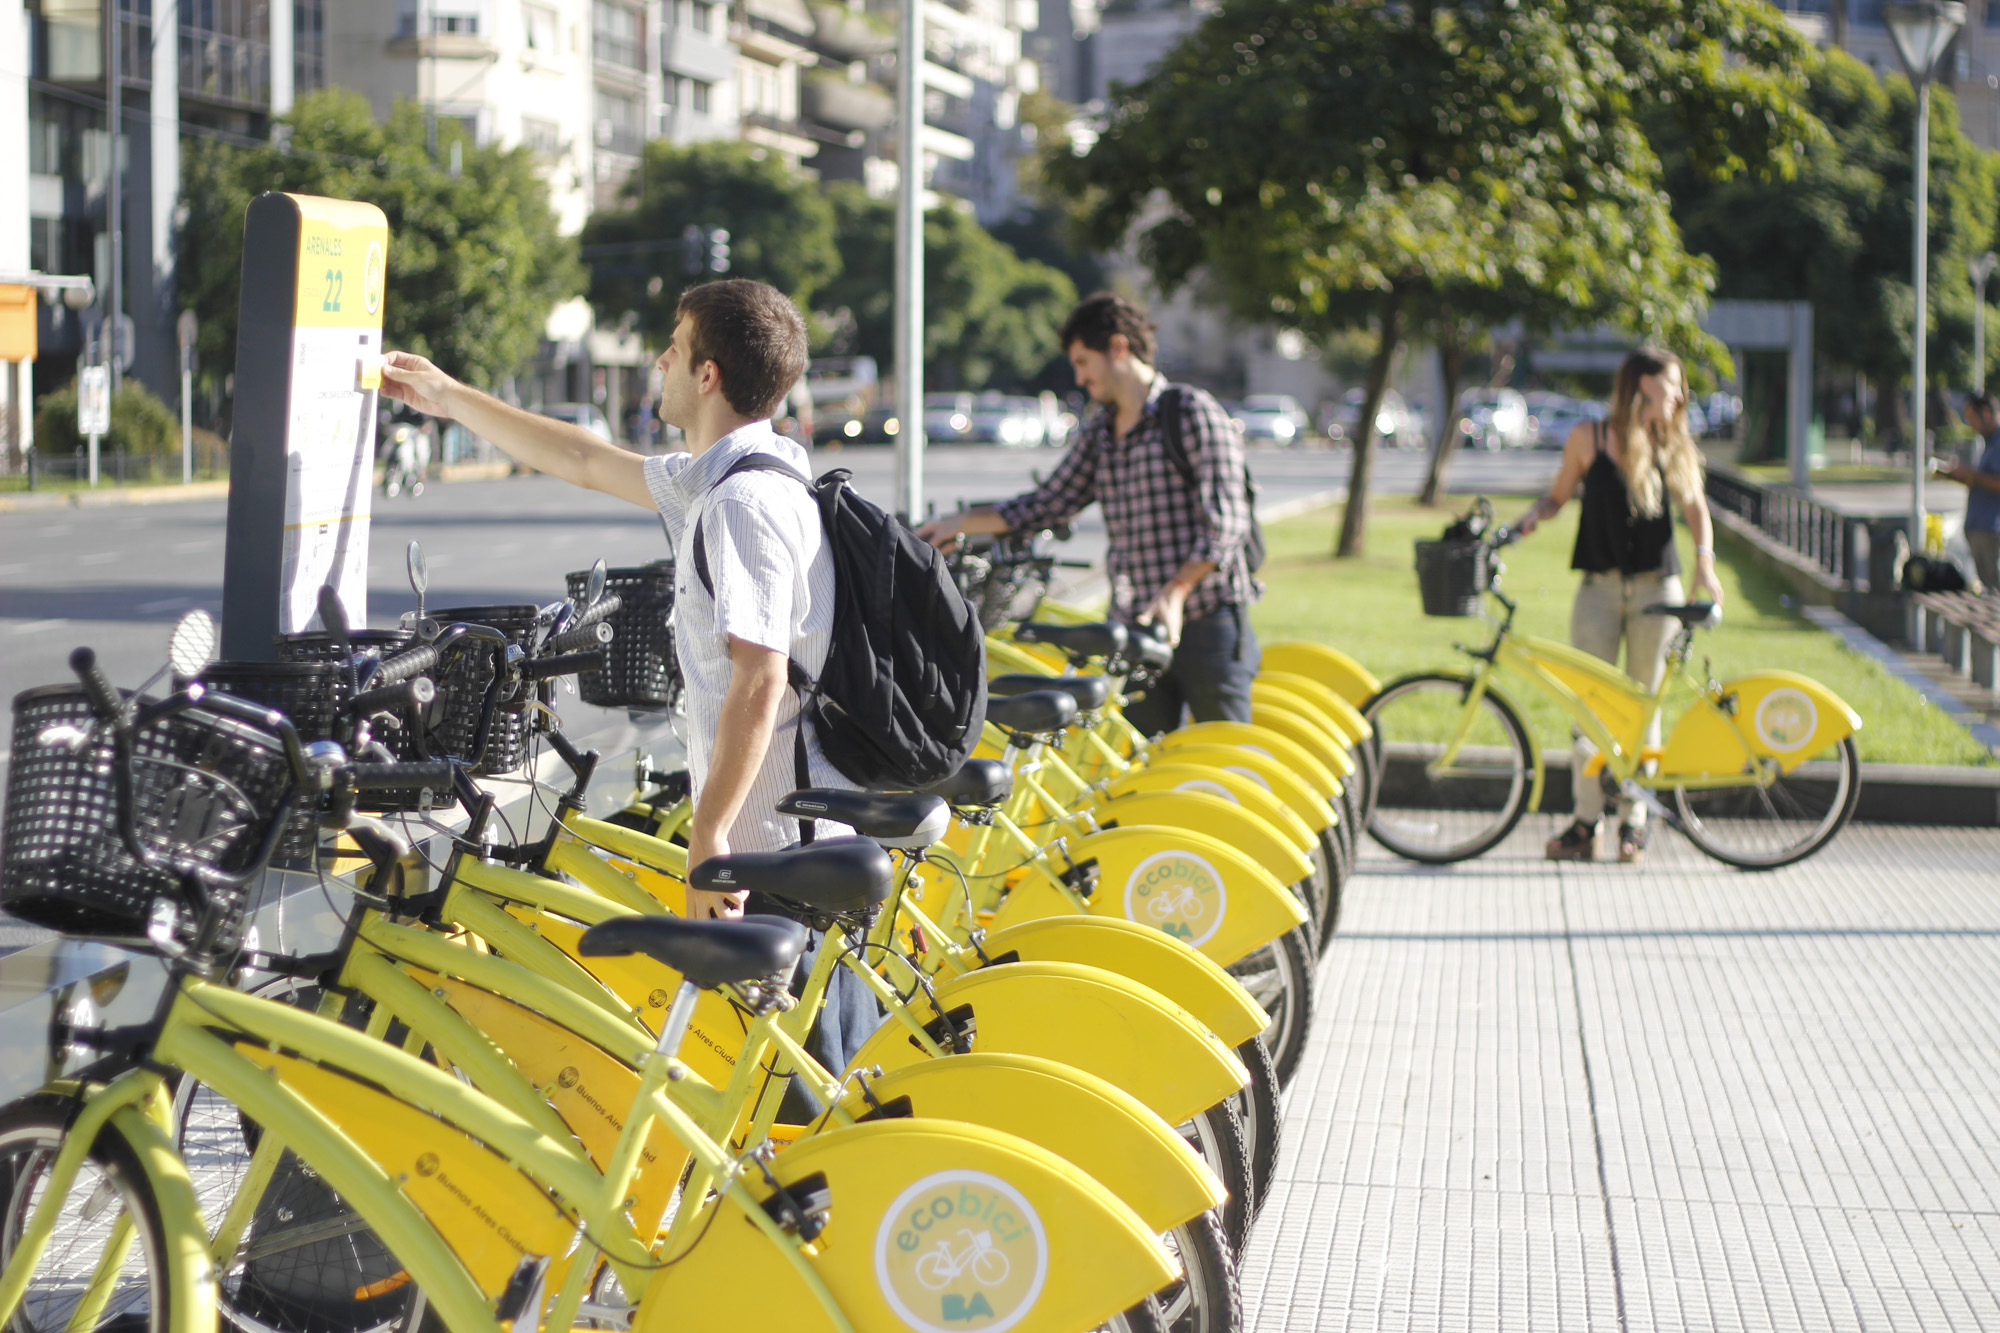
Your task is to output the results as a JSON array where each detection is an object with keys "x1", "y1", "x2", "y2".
[{"x1": 1363, "y1": 516, "x2": 1862, "y2": 869}]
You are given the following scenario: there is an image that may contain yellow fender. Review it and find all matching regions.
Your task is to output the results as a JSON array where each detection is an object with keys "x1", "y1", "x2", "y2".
[
  {"x1": 1260, "y1": 640, "x2": 1381, "y2": 706},
  {"x1": 1259, "y1": 669, "x2": 1373, "y2": 744},
  {"x1": 846, "y1": 960, "x2": 1249, "y2": 1127},
  {"x1": 1660, "y1": 670, "x2": 1862, "y2": 778},
  {"x1": 991, "y1": 825, "x2": 1308, "y2": 968},
  {"x1": 986, "y1": 634, "x2": 1070, "y2": 675},
  {"x1": 980, "y1": 915, "x2": 1269, "y2": 1047},
  {"x1": 1091, "y1": 789, "x2": 1312, "y2": 886},
  {"x1": 638, "y1": 1120, "x2": 1175, "y2": 1333},
  {"x1": 1099, "y1": 764, "x2": 1319, "y2": 850},
  {"x1": 1142, "y1": 742, "x2": 1332, "y2": 833},
  {"x1": 1250, "y1": 697, "x2": 1356, "y2": 781},
  {"x1": 845, "y1": 1054, "x2": 1223, "y2": 1233},
  {"x1": 1165, "y1": 721, "x2": 1342, "y2": 802}
]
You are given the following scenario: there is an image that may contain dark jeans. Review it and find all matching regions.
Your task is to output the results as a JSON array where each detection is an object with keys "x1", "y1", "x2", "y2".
[
  {"x1": 745, "y1": 890, "x2": 885, "y2": 1124},
  {"x1": 1121, "y1": 603, "x2": 1260, "y2": 737}
]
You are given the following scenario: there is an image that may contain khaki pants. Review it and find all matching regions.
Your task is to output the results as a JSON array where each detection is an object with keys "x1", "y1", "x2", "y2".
[
  {"x1": 1569, "y1": 569, "x2": 1683, "y2": 827},
  {"x1": 1969, "y1": 530, "x2": 2000, "y2": 594}
]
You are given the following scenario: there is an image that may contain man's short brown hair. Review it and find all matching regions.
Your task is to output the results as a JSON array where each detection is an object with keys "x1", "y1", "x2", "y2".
[
  {"x1": 676, "y1": 279, "x2": 809, "y2": 419},
  {"x1": 1058, "y1": 291, "x2": 1156, "y2": 365}
]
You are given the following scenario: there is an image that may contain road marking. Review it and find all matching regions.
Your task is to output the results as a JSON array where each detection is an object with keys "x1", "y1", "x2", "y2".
[
  {"x1": 171, "y1": 540, "x2": 215, "y2": 554},
  {"x1": 139, "y1": 596, "x2": 194, "y2": 613},
  {"x1": 79, "y1": 552, "x2": 118, "y2": 566},
  {"x1": 16, "y1": 619, "x2": 68, "y2": 633}
]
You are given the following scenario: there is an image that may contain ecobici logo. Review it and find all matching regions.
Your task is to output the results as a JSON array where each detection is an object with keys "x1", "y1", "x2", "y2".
[
  {"x1": 1754, "y1": 687, "x2": 1819, "y2": 753},
  {"x1": 876, "y1": 1170, "x2": 1047, "y2": 1333},
  {"x1": 1124, "y1": 848, "x2": 1227, "y2": 947}
]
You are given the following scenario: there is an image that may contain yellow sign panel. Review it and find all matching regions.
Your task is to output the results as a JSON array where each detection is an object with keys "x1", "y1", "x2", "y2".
[
  {"x1": 0, "y1": 285, "x2": 35, "y2": 363},
  {"x1": 291, "y1": 194, "x2": 389, "y2": 332}
]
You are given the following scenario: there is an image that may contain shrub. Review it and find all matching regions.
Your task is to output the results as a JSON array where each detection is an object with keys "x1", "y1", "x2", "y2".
[{"x1": 34, "y1": 377, "x2": 181, "y2": 459}]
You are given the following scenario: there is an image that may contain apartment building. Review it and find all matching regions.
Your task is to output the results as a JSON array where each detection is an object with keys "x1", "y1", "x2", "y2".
[{"x1": 1772, "y1": 0, "x2": 2000, "y2": 150}]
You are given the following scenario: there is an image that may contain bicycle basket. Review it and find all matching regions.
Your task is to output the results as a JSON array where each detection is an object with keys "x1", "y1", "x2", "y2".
[
  {"x1": 1414, "y1": 538, "x2": 1492, "y2": 617},
  {"x1": 566, "y1": 562, "x2": 678, "y2": 709},
  {"x1": 2, "y1": 685, "x2": 293, "y2": 947},
  {"x1": 196, "y1": 661, "x2": 340, "y2": 863},
  {"x1": 271, "y1": 627, "x2": 448, "y2": 812},
  {"x1": 420, "y1": 605, "x2": 541, "y2": 775}
]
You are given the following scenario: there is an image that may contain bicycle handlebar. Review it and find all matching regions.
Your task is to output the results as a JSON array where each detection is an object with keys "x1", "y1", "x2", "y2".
[
  {"x1": 347, "y1": 678, "x2": 435, "y2": 720},
  {"x1": 69, "y1": 647, "x2": 123, "y2": 720},
  {"x1": 349, "y1": 759, "x2": 456, "y2": 791},
  {"x1": 544, "y1": 620, "x2": 614, "y2": 656},
  {"x1": 520, "y1": 648, "x2": 606, "y2": 682}
]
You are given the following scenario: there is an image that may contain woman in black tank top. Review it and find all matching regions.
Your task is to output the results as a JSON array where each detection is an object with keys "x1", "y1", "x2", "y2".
[{"x1": 1510, "y1": 348, "x2": 1724, "y2": 864}]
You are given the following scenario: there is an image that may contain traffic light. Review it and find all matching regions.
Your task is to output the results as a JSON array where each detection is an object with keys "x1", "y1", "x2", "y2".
[
  {"x1": 681, "y1": 223, "x2": 704, "y2": 276},
  {"x1": 707, "y1": 228, "x2": 731, "y2": 274}
]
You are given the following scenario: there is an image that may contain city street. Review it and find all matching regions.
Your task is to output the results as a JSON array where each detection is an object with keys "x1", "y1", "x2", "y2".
[{"x1": 0, "y1": 441, "x2": 1559, "y2": 705}]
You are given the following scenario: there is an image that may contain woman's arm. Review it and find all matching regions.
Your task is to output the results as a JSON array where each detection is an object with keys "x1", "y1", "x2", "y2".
[
  {"x1": 1514, "y1": 422, "x2": 1595, "y2": 536},
  {"x1": 1680, "y1": 490, "x2": 1725, "y2": 606}
]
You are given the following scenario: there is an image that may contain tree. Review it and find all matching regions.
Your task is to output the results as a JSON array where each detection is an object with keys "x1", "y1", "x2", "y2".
[
  {"x1": 1660, "y1": 48, "x2": 2000, "y2": 456},
  {"x1": 1054, "y1": 0, "x2": 1821, "y2": 555},
  {"x1": 815, "y1": 185, "x2": 1078, "y2": 390},
  {"x1": 179, "y1": 89, "x2": 581, "y2": 402},
  {"x1": 582, "y1": 140, "x2": 841, "y2": 340}
]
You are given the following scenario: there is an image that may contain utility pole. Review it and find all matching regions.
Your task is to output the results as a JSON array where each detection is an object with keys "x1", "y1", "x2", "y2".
[
  {"x1": 1971, "y1": 251, "x2": 1997, "y2": 393},
  {"x1": 105, "y1": 0, "x2": 122, "y2": 398},
  {"x1": 893, "y1": 0, "x2": 925, "y2": 522}
]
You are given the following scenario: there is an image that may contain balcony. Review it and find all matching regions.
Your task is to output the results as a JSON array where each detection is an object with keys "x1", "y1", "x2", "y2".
[
  {"x1": 802, "y1": 70, "x2": 893, "y2": 132},
  {"x1": 808, "y1": 2, "x2": 896, "y2": 60},
  {"x1": 661, "y1": 24, "x2": 738, "y2": 82}
]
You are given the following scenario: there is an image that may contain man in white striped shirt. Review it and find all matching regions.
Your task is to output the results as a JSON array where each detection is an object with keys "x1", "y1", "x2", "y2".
[{"x1": 381, "y1": 279, "x2": 856, "y2": 921}]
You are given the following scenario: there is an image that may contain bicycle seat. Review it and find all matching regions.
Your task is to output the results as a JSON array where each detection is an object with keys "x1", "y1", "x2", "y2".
[
  {"x1": 688, "y1": 836, "x2": 893, "y2": 914},
  {"x1": 922, "y1": 758, "x2": 1014, "y2": 809},
  {"x1": 984, "y1": 690, "x2": 1080, "y2": 735},
  {"x1": 1013, "y1": 621, "x2": 1127, "y2": 660},
  {"x1": 775, "y1": 789, "x2": 949, "y2": 850},
  {"x1": 1644, "y1": 601, "x2": 1721, "y2": 628},
  {"x1": 988, "y1": 673, "x2": 1112, "y2": 712},
  {"x1": 577, "y1": 914, "x2": 808, "y2": 989}
]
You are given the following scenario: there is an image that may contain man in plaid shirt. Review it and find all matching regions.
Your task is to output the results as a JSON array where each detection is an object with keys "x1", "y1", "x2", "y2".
[{"x1": 918, "y1": 293, "x2": 1263, "y2": 734}]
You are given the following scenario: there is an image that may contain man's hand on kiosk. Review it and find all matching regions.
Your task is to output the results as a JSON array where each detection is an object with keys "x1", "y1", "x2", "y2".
[{"x1": 380, "y1": 351, "x2": 458, "y2": 418}]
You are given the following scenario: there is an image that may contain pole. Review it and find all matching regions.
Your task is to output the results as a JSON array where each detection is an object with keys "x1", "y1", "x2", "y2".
[
  {"x1": 1912, "y1": 81, "x2": 1931, "y2": 549},
  {"x1": 893, "y1": 0, "x2": 925, "y2": 523},
  {"x1": 180, "y1": 346, "x2": 192, "y2": 482},
  {"x1": 1977, "y1": 274, "x2": 1988, "y2": 395},
  {"x1": 105, "y1": 0, "x2": 121, "y2": 399}
]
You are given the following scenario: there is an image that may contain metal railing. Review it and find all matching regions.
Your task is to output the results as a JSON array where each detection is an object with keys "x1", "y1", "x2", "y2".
[{"x1": 1705, "y1": 469, "x2": 1871, "y2": 589}]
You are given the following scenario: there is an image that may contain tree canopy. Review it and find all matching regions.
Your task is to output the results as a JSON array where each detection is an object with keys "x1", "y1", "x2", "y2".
[
  {"x1": 1055, "y1": 0, "x2": 1822, "y2": 554},
  {"x1": 582, "y1": 140, "x2": 841, "y2": 340},
  {"x1": 178, "y1": 88, "x2": 581, "y2": 398}
]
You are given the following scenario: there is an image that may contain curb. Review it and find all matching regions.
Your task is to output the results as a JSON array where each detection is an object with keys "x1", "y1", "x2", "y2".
[{"x1": 0, "y1": 480, "x2": 231, "y2": 512}]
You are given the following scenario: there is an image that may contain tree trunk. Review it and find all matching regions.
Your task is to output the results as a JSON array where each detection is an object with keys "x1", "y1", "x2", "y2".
[
  {"x1": 1335, "y1": 289, "x2": 1406, "y2": 558},
  {"x1": 1418, "y1": 325, "x2": 1465, "y2": 507}
]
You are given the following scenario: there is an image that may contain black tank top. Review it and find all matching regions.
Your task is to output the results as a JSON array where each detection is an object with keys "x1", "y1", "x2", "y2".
[{"x1": 1571, "y1": 423, "x2": 1680, "y2": 576}]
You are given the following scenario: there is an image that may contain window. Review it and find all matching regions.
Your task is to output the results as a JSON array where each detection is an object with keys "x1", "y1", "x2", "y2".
[
  {"x1": 661, "y1": 75, "x2": 678, "y2": 106},
  {"x1": 691, "y1": 2, "x2": 713, "y2": 34},
  {"x1": 524, "y1": 3, "x2": 559, "y2": 51},
  {"x1": 595, "y1": 85, "x2": 642, "y2": 154},
  {"x1": 433, "y1": 11, "x2": 481, "y2": 35},
  {"x1": 522, "y1": 115, "x2": 562, "y2": 155},
  {"x1": 593, "y1": 0, "x2": 643, "y2": 68},
  {"x1": 690, "y1": 78, "x2": 711, "y2": 114}
]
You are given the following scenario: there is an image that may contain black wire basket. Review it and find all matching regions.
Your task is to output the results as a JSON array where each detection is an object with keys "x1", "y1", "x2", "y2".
[
  {"x1": 2, "y1": 685, "x2": 294, "y2": 949},
  {"x1": 1414, "y1": 539, "x2": 1493, "y2": 617},
  {"x1": 566, "y1": 562, "x2": 678, "y2": 710},
  {"x1": 419, "y1": 605, "x2": 541, "y2": 775},
  {"x1": 270, "y1": 627, "x2": 448, "y2": 811},
  {"x1": 196, "y1": 661, "x2": 341, "y2": 862}
]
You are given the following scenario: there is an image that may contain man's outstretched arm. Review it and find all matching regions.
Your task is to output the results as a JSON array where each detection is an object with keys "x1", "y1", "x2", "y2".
[{"x1": 381, "y1": 351, "x2": 655, "y2": 509}]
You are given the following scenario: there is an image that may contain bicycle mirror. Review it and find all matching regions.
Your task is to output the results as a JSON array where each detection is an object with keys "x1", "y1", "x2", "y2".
[
  {"x1": 406, "y1": 541, "x2": 428, "y2": 620},
  {"x1": 167, "y1": 609, "x2": 218, "y2": 680},
  {"x1": 587, "y1": 558, "x2": 608, "y2": 606}
]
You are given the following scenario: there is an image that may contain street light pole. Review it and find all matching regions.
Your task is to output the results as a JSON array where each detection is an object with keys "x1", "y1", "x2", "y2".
[
  {"x1": 104, "y1": 0, "x2": 122, "y2": 400},
  {"x1": 1886, "y1": 1, "x2": 1966, "y2": 554},
  {"x1": 1970, "y1": 251, "x2": 1997, "y2": 393},
  {"x1": 893, "y1": 0, "x2": 925, "y2": 522}
]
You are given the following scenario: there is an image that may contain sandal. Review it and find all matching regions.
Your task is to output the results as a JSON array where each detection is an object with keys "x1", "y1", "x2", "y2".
[
  {"x1": 1618, "y1": 823, "x2": 1647, "y2": 865},
  {"x1": 1545, "y1": 819, "x2": 1597, "y2": 862}
]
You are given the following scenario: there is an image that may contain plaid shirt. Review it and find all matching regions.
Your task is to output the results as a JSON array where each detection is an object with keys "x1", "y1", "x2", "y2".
[{"x1": 996, "y1": 377, "x2": 1262, "y2": 621}]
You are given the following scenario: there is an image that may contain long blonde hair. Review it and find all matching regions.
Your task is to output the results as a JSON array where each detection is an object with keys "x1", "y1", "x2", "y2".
[{"x1": 1606, "y1": 348, "x2": 1703, "y2": 518}]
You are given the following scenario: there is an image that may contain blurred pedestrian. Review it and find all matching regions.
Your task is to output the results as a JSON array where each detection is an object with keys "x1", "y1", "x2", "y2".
[
  {"x1": 1943, "y1": 392, "x2": 2000, "y2": 593},
  {"x1": 1512, "y1": 347, "x2": 1724, "y2": 865},
  {"x1": 915, "y1": 292, "x2": 1261, "y2": 734}
]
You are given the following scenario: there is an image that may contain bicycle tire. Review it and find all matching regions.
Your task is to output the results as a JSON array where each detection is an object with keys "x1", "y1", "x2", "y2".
[
  {"x1": 1100, "y1": 1294, "x2": 1166, "y2": 1333},
  {"x1": 1351, "y1": 733, "x2": 1380, "y2": 829},
  {"x1": 0, "y1": 1096, "x2": 176, "y2": 1333},
  {"x1": 1672, "y1": 736, "x2": 1861, "y2": 871},
  {"x1": 1180, "y1": 1100, "x2": 1252, "y2": 1257},
  {"x1": 1313, "y1": 824, "x2": 1345, "y2": 952},
  {"x1": 1231, "y1": 1036, "x2": 1281, "y2": 1220},
  {"x1": 1157, "y1": 1209, "x2": 1241, "y2": 1333},
  {"x1": 1227, "y1": 925, "x2": 1315, "y2": 1088},
  {"x1": 1364, "y1": 673, "x2": 1534, "y2": 864}
]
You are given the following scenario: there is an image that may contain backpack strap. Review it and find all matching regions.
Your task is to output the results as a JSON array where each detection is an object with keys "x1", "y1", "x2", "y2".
[
  {"x1": 689, "y1": 452, "x2": 821, "y2": 844},
  {"x1": 1155, "y1": 385, "x2": 1199, "y2": 491}
]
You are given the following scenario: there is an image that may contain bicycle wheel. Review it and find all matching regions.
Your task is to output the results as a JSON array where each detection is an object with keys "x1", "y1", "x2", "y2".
[
  {"x1": 1156, "y1": 1209, "x2": 1240, "y2": 1333},
  {"x1": 1364, "y1": 674, "x2": 1533, "y2": 864},
  {"x1": 0, "y1": 1097, "x2": 175, "y2": 1333},
  {"x1": 1099, "y1": 1295, "x2": 1165, "y2": 1333},
  {"x1": 1230, "y1": 1037, "x2": 1280, "y2": 1221},
  {"x1": 1313, "y1": 823, "x2": 1345, "y2": 951},
  {"x1": 1179, "y1": 1100, "x2": 1251, "y2": 1257},
  {"x1": 1672, "y1": 737, "x2": 1861, "y2": 870},
  {"x1": 1226, "y1": 925, "x2": 1315, "y2": 1088}
]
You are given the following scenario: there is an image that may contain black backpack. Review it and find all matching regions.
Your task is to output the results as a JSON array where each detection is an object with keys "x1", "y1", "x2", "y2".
[
  {"x1": 1158, "y1": 384, "x2": 1266, "y2": 573},
  {"x1": 692, "y1": 455, "x2": 989, "y2": 800}
]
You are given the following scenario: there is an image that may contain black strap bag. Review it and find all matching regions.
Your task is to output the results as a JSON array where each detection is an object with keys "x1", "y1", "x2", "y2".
[
  {"x1": 693, "y1": 456, "x2": 988, "y2": 799},
  {"x1": 1157, "y1": 384, "x2": 1266, "y2": 573}
]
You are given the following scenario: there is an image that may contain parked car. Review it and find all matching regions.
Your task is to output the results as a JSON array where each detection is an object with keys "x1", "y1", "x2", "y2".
[
  {"x1": 814, "y1": 405, "x2": 901, "y2": 445},
  {"x1": 536, "y1": 402, "x2": 612, "y2": 442},
  {"x1": 967, "y1": 393, "x2": 1048, "y2": 447},
  {"x1": 1459, "y1": 388, "x2": 1531, "y2": 450},
  {"x1": 1327, "y1": 388, "x2": 1424, "y2": 448},
  {"x1": 1235, "y1": 394, "x2": 1312, "y2": 444},
  {"x1": 1527, "y1": 395, "x2": 1605, "y2": 449},
  {"x1": 923, "y1": 393, "x2": 977, "y2": 443}
]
